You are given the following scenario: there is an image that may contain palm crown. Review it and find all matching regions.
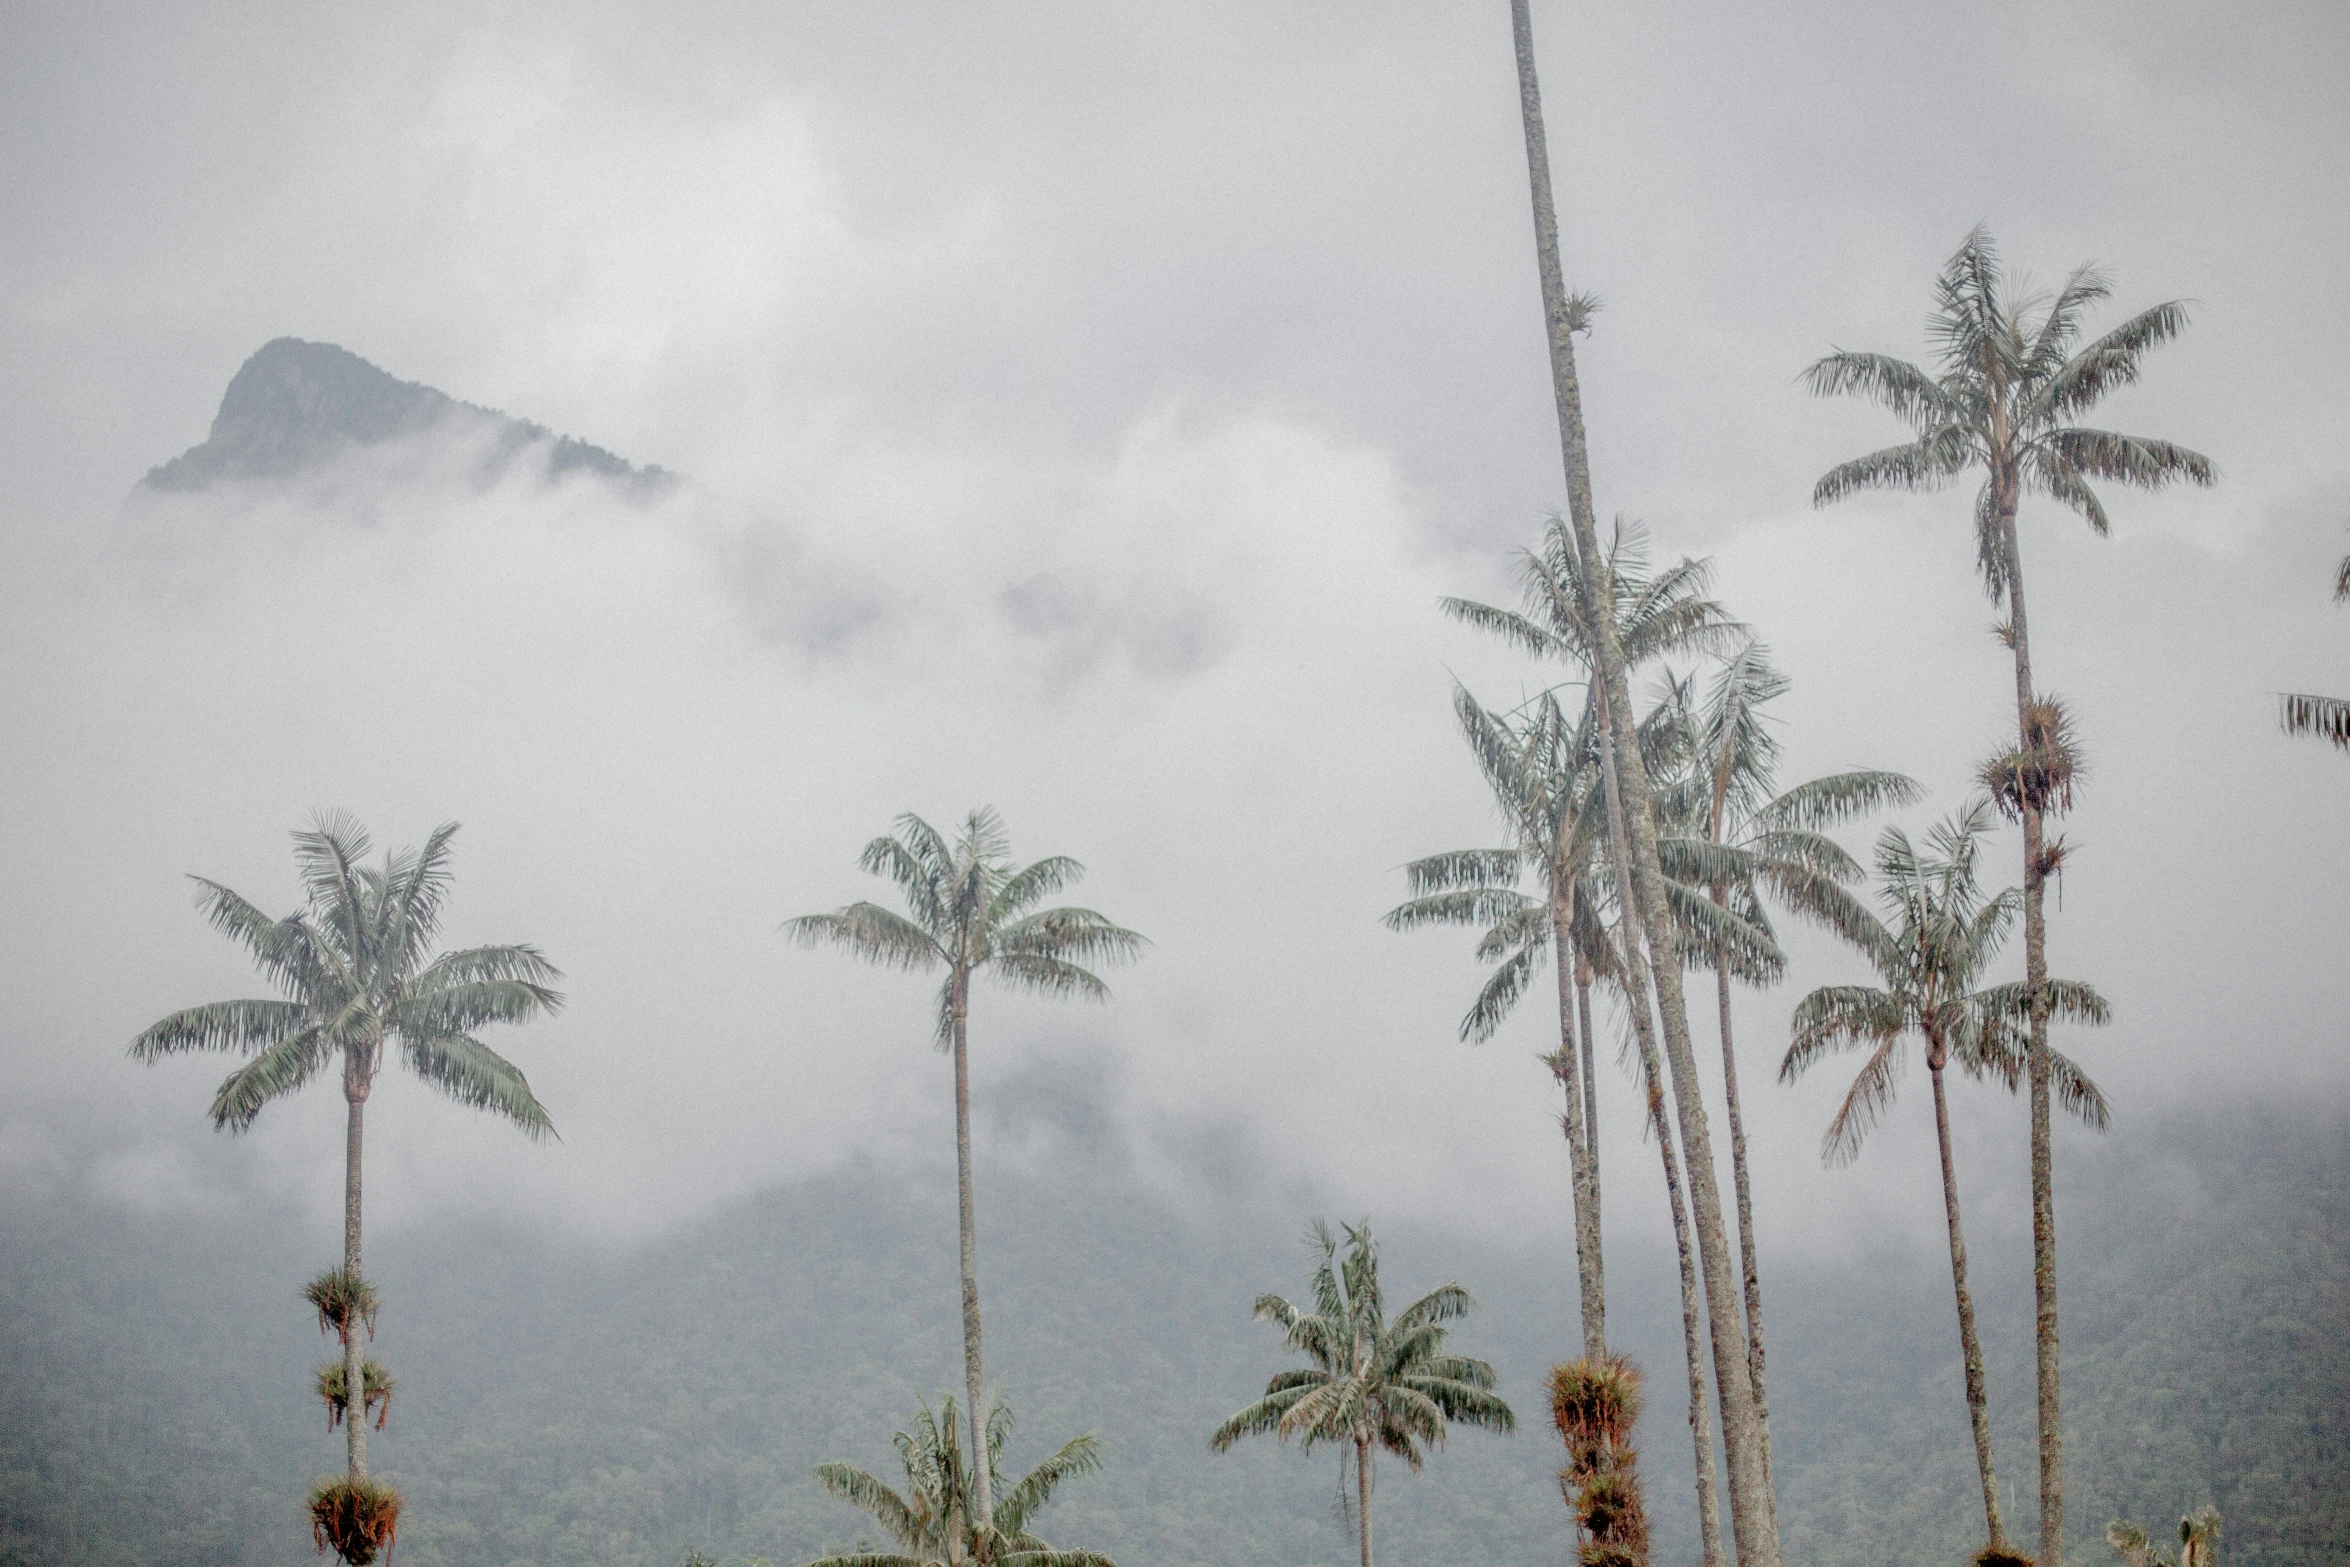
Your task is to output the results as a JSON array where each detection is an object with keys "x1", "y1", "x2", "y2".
[
  {"x1": 131, "y1": 814, "x2": 561, "y2": 1135},
  {"x1": 1780, "y1": 801, "x2": 2109, "y2": 1164},
  {"x1": 1385, "y1": 687, "x2": 1615, "y2": 1040},
  {"x1": 809, "y1": 1396, "x2": 1112, "y2": 1567},
  {"x1": 1805, "y1": 223, "x2": 2214, "y2": 602},
  {"x1": 1211, "y1": 1220, "x2": 1515, "y2": 1467},
  {"x1": 783, "y1": 808, "x2": 1145, "y2": 1039},
  {"x1": 1652, "y1": 638, "x2": 1918, "y2": 977}
]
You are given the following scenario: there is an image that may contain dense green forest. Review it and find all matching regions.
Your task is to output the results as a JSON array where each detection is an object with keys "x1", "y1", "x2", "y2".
[{"x1": 2, "y1": 1100, "x2": 2339, "y2": 1567}]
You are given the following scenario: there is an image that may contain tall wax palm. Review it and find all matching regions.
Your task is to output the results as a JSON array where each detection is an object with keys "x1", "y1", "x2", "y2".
[
  {"x1": 2279, "y1": 551, "x2": 2350, "y2": 749},
  {"x1": 131, "y1": 815, "x2": 560, "y2": 1480},
  {"x1": 786, "y1": 809, "x2": 1144, "y2": 1523},
  {"x1": 1657, "y1": 638, "x2": 1920, "y2": 1487},
  {"x1": 1808, "y1": 227, "x2": 2211, "y2": 1565},
  {"x1": 1781, "y1": 801, "x2": 2111, "y2": 1554},
  {"x1": 1211, "y1": 1220, "x2": 1515, "y2": 1567},
  {"x1": 1385, "y1": 684, "x2": 1617, "y2": 1357},
  {"x1": 809, "y1": 1396, "x2": 1112, "y2": 1567},
  {"x1": 1503, "y1": 4, "x2": 1784, "y2": 1556},
  {"x1": 1443, "y1": 507, "x2": 1782, "y2": 1559}
]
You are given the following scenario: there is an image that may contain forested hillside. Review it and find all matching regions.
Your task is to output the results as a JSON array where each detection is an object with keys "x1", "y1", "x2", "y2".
[{"x1": 1, "y1": 1104, "x2": 2340, "y2": 1567}]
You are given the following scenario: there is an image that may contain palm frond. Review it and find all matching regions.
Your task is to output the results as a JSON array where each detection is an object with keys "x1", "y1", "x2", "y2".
[
  {"x1": 291, "y1": 812, "x2": 372, "y2": 953},
  {"x1": 814, "y1": 1463, "x2": 923, "y2": 1550},
  {"x1": 1813, "y1": 434, "x2": 1972, "y2": 506},
  {"x1": 1461, "y1": 943, "x2": 1540, "y2": 1043},
  {"x1": 2037, "y1": 297, "x2": 2191, "y2": 420},
  {"x1": 1391, "y1": 1282, "x2": 1473, "y2": 1331},
  {"x1": 1800, "y1": 350, "x2": 1949, "y2": 427},
  {"x1": 989, "y1": 952, "x2": 1112, "y2": 1004},
  {"x1": 1397, "y1": 847, "x2": 1526, "y2": 897},
  {"x1": 1438, "y1": 596, "x2": 1560, "y2": 661},
  {"x1": 1209, "y1": 1386, "x2": 1310, "y2": 1451},
  {"x1": 398, "y1": 1031, "x2": 555, "y2": 1138},
  {"x1": 1817, "y1": 1033, "x2": 1904, "y2": 1165},
  {"x1": 2041, "y1": 428, "x2": 2215, "y2": 491},
  {"x1": 993, "y1": 907, "x2": 1147, "y2": 968},
  {"x1": 399, "y1": 976, "x2": 563, "y2": 1036},
  {"x1": 131, "y1": 998, "x2": 307, "y2": 1060},
  {"x1": 387, "y1": 821, "x2": 462, "y2": 978},
  {"x1": 208, "y1": 1029, "x2": 335, "y2": 1132},
  {"x1": 411, "y1": 942, "x2": 563, "y2": 992},
  {"x1": 1782, "y1": 982, "x2": 1895, "y2": 1057},
  {"x1": 856, "y1": 831, "x2": 947, "y2": 935},
  {"x1": 783, "y1": 904, "x2": 943, "y2": 972},
  {"x1": 1759, "y1": 770, "x2": 1923, "y2": 831},
  {"x1": 993, "y1": 856, "x2": 1087, "y2": 921},
  {"x1": 992, "y1": 1434, "x2": 1103, "y2": 1537},
  {"x1": 1385, "y1": 886, "x2": 1534, "y2": 934},
  {"x1": 188, "y1": 881, "x2": 321, "y2": 997}
]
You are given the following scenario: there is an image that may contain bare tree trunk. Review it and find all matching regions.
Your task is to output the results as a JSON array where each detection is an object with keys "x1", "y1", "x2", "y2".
[
  {"x1": 1713, "y1": 948, "x2": 1774, "y2": 1497},
  {"x1": 1931, "y1": 1056, "x2": 2006, "y2": 1549},
  {"x1": 1998, "y1": 498, "x2": 2062, "y2": 1567},
  {"x1": 1505, "y1": 7, "x2": 1778, "y2": 1558},
  {"x1": 1555, "y1": 889, "x2": 1606, "y2": 1357},
  {"x1": 950, "y1": 972, "x2": 993, "y2": 1529},
  {"x1": 342, "y1": 1053, "x2": 369, "y2": 1479},
  {"x1": 1356, "y1": 1435, "x2": 1374, "y2": 1567}
]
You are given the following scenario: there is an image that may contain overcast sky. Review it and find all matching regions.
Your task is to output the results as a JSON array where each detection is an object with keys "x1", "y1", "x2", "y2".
[{"x1": 2, "y1": 0, "x2": 2345, "y2": 1263}]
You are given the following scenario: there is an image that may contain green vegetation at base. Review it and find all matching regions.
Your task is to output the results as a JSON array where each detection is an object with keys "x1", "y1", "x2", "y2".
[{"x1": 0, "y1": 1103, "x2": 2339, "y2": 1567}]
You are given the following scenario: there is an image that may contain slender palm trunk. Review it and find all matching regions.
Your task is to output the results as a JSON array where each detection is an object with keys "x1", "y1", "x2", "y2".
[
  {"x1": 1577, "y1": 958, "x2": 1601, "y2": 1224},
  {"x1": 1597, "y1": 711, "x2": 1723, "y2": 1565},
  {"x1": 1507, "y1": 8, "x2": 1778, "y2": 1558},
  {"x1": 1653, "y1": 1052, "x2": 1726, "y2": 1567},
  {"x1": 1555, "y1": 889, "x2": 1606, "y2": 1357},
  {"x1": 949, "y1": 972, "x2": 993, "y2": 1528},
  {"x1": 342, "y1": 1053, "x2": 369, "y2": 1479},
  {"x1": 1356, "y1": 1435, "x2": 1374, "y2": 1567},
  {"x1": 1930, "y1": 1054, "x2": 2006, "y2": 1548},
  {"x1": 1998, "y1": 497, "x2": 2062, "y2": 1567},
  {"x1": 1712, "y1": 937, "x2": 1774, "y2": 1496}
]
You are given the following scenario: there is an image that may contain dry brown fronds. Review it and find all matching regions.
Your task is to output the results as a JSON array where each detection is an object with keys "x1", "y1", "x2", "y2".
[
  {"x1": 308, "y1": 1475, "x2": 401, "y2": 1565},
  {"x1": 1549, "y1": 1354, "x2": 1650, "y2": 1567},
  {"x1": 304, "y1": 1269, "x2": 380, "y2": 1345},
  {"x1": 1548, "y1": 1355, "x2": 1644, "y2": 1465},
  {"x1": 316, "y1": 1359, "x2": 396, "y2": 1432},
  {"x1": 1982, "y1": 698, "x2": 2081, "y2": 820}
]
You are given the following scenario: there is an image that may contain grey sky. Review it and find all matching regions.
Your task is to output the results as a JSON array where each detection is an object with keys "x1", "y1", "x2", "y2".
[{"x1": 2, "y1": 0, "x2": 2345, "y2": 1257}]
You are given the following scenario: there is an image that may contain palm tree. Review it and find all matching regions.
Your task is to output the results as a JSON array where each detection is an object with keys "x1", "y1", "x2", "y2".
[
  {"x1": 1657, "y1": 637, "x2": 1920, "y2": 1487},
  {"x1": 809, "y1": 1395, "x2": 1113, "y2": 1567},
  {"x1": 2280, "y1": 550, "x2": 2350, "y2": 748},
  {"x1": 1781, "y1": 801, "x2": 2110, "y2": 1554},
  {"x1": 1503, "y1": 2, "x2": 1784, "y2": 1552},
  {"x1": 1211, "y1": 1220, "x2": 1515, "y2": 1567},
  {"x1": 1386, "y1": 684, "x2": 1617, "y2": 1357},
  {"x1": 1442, "y1": 508, "x2": 1780, "y2": 1560},
  {"x1": 1807, "y1": 226, "x2": 2211, "y2": 1566},
  {"x1": 786, "y1": 809, "x2": 1144, "y2": 1523},
  {"x1": 131, "y1": 814, "x2": 560, "y2": 1482}
]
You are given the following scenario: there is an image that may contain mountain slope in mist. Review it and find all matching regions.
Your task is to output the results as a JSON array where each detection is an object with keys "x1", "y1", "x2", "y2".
[
  {"x1": 136, "y1": 338, "x2": 677, "y2": 501},
  {"x1": 0, "y1": 1104, "x2": 2341, "y2": 1567}
]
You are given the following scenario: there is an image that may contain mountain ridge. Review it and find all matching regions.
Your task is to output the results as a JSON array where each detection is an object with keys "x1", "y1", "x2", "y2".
[{"x1": 139, "y1": 337, "x2": 677, "y2": 499}]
